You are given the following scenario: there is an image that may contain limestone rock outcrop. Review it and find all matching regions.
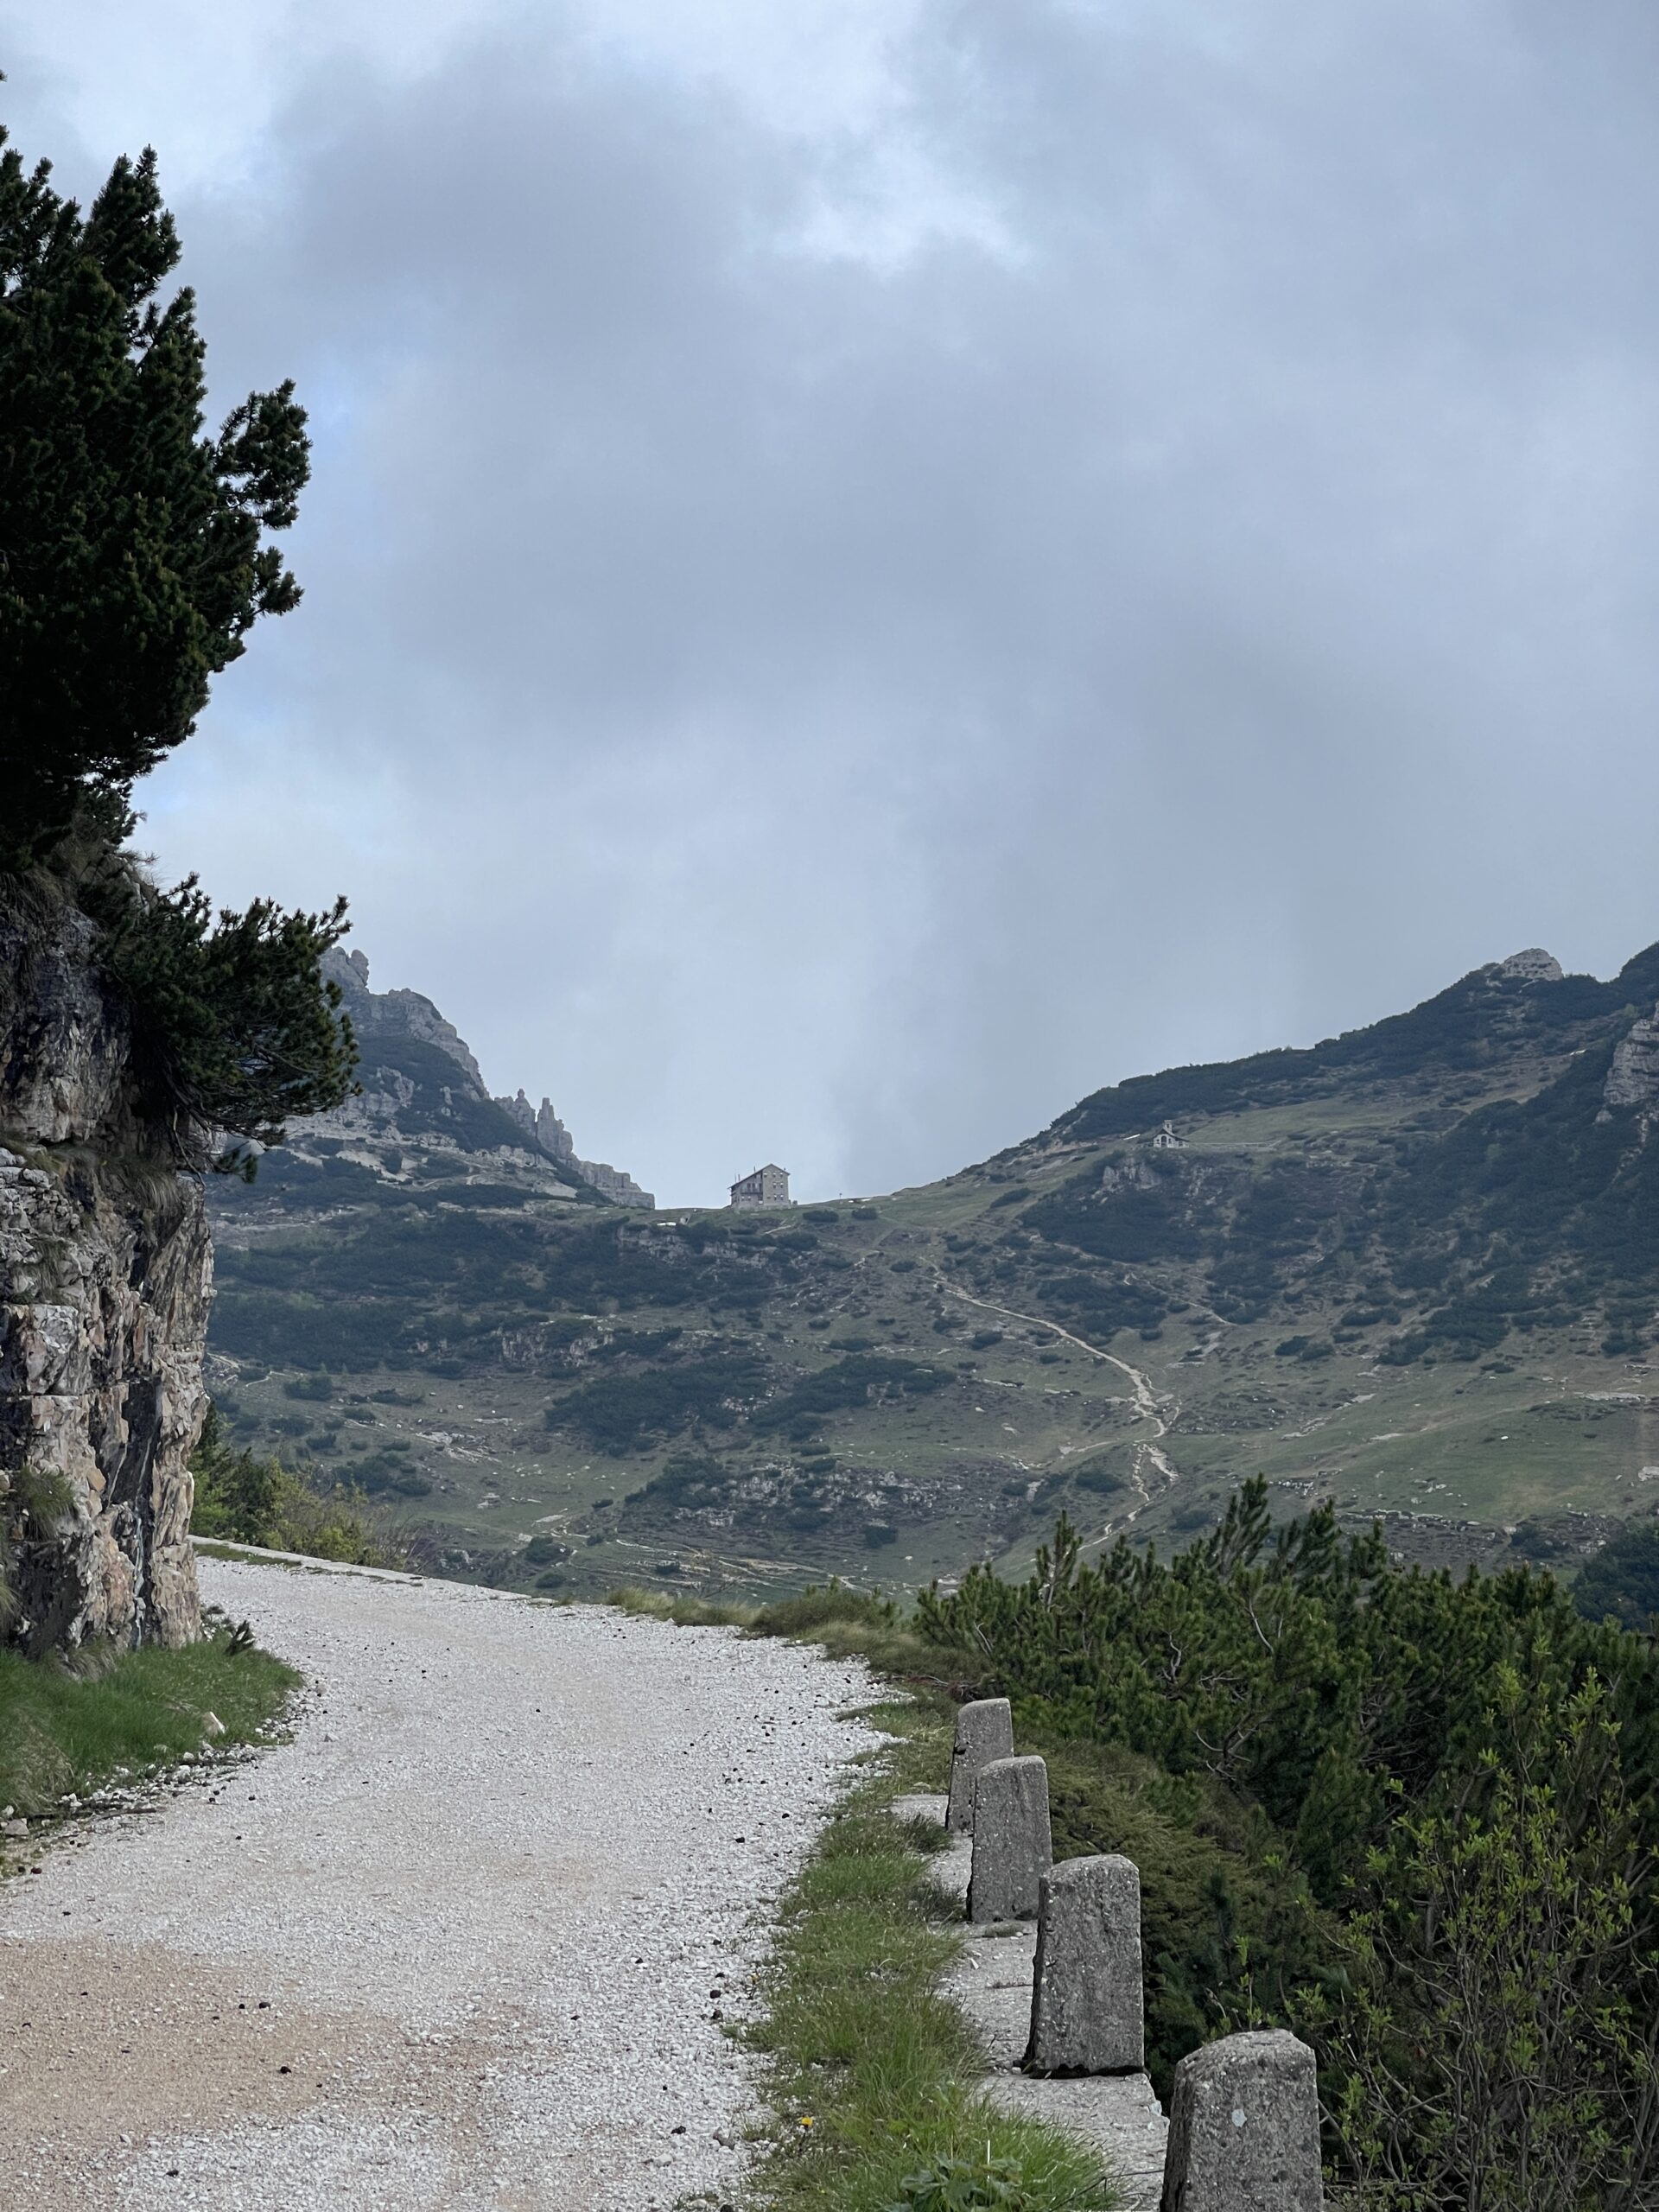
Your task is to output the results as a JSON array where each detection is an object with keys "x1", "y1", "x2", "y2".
[
  {"x1": 0, "y1": 898, "x2": 207, "y2": 1654},
  {"x1": 1494, "y1": 947, "x2": 1565, "y2": 984},
  {"x1": 1604, "y1": 1001, "x2": 1659, "y2": 1122},
  {"x1": 260, "y1": 951, "x2": 653, "y2": 1206},
  {"x1": 324, "y1": 947, "x2": 486, "y2": 1084},
  {"x1": 245, "y1": 950, "x2": 578, "y2": 1202},
  {"x1": 500, "y1": 1088, "x2": 577, "y2": 1166},
  {"x1": 498, "y1": 1089, "x2": 654, "y2": 1208}
]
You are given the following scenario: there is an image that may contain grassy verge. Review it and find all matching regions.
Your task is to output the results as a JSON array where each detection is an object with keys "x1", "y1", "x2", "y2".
[
  {"x1": 609, "y1": 1586, "x2": 1118, "y2": 2210},
  {"x1": 0, "y1": 1610, "x2": 298, "y2": 1822},
  {"x1": 606, "y1": 1580, "x2": 975, "y2": 1688},
  {"x1": 747, "y1": 1710, "x2": 1116, "y2": 2211}
]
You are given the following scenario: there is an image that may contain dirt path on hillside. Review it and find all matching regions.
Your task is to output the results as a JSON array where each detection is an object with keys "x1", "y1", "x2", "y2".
[
  {"x1": 0, "y1": 1556, "x2": 877, "y2": 2212},
  {"x1": 935, "y1": 1278, "x2": 1180, "y2": 1519}
]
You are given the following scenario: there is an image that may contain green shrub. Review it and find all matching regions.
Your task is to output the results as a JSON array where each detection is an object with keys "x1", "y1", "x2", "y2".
[
  {"x1": 887, "y1": 2154, "x2": 1047, "y2": 2210},
  {"x1": 1039, "y1": 1735, "x2": 1339, "y2": 2095},
  {"x1": 189, "y1": 1407, "x2": 403, "y2": 1566},
  {"x1": 1024, "y1": 1170, "x2": 1202, "y2": 1265},
  {"x1": 1073, "y1": 1465, "x2": 1124, "y2": 1497},
  {"x1": 1574, "y1": 1519, "x2": 1659, "y2": 1629},
  {"x1": 918, "y1": 1485, "x2": 1659, "y2": 2195},
  {"x1": 88, "y1": 874, "x2": 356, "y2": 1159},
  {"x1": 545, "y1": 1347, "x2": 768, "y2": 1453},
  {"x1": 604, "y1": 1585, "x2": 749, "y2": 1628},
  {"x1": 753, "y1": 1353, "x2": 947, "y2": 1433},
  {"x1": 351, "y1": 1452, "x2": 431, "y2": 1498},
  {"x1": 1308, "y1": 1674, "x2": 1659, "y2": 2205},
  {"x1": 753, "y1": 1581, "x2": 899, "y2": 1637}
]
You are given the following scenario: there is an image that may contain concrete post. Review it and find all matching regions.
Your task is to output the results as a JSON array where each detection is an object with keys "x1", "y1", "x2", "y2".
[
  {"x1": 968, "y1": 1754, "x2": 1052, "y2": 1923},
  {"x1": 1160, "y1": 2029, "x2": 1322, "y2": 2212},
  {"x1": 1026, "y1": 1853, "x2": 1144, "y2": 2074},
  {"x1": 945, "y1": 1697, "x2": 1014, "y2": 1831}
]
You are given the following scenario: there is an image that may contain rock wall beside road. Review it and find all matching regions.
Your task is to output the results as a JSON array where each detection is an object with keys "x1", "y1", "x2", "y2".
[{"x1": 0, "y1": 893, "x2": 207, "y2": 1654}]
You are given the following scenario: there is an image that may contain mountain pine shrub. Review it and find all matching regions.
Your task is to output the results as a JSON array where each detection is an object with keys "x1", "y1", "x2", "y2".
[{"x1": 918, "y1": 1484, "x2": 1659, "y2": 2202}]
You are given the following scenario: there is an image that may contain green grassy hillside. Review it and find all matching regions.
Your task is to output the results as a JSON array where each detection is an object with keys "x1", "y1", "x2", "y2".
[{"x1": 206, "y1": 944, "x2": 1659, "y2": 1602}]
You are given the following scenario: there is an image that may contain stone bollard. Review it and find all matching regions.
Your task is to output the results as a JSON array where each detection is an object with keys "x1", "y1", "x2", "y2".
[
  {"x1": 968, "y1": 1754, "x2": 1052, "y2": 1922},
  {"x1": 1160, "y1": 2029, "x2": 1322, "y2": 2212},
  {"x1": 1026, "y1": 1853, "x2": 1144, "y2": 2074},
  {"x1": 945, "y1": 1696, "x2": 1014, "y2": 1830}
]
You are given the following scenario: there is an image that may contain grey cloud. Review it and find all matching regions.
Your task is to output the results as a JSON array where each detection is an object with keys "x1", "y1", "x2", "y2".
[{"x1": 8, "y1": 2, "x2": 1659, "y2": 1201}]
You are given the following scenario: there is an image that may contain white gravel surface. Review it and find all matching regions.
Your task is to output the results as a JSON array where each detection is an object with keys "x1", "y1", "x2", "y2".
[{"x1": 0, "y1": 1554, "x2": 881, "y2": 2211}]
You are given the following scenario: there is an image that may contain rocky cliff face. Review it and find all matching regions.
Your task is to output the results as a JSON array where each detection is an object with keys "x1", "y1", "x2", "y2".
[
  {"x1": 241, "y1": 950, "x2": 593, "y2": 1202},
  {"x1": 0, "y1": 897, "x2": 206, "y2": 1655},
  {"x1": 253, "y1": 950, "x2": 655, "y2": 1208},
  {"x1": 1604, "y1": 1001, "x2": 1659, "y2": 1123},
  {"x1": 327, "y1": 947, "x2": 486, "y2": 1085}
]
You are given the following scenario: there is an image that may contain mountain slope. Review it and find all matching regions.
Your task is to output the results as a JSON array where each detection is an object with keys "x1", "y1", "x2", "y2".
[{"x1": 204, "y1": 943, "x2": 1659, "y2": 1602}]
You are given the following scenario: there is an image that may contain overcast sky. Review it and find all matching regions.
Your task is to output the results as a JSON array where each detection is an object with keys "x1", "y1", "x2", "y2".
[{"x1": 9, "y1": 3, "x2": 1659, "y2": 1205}]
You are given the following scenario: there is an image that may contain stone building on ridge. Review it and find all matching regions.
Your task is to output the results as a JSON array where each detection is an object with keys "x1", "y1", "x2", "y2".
[{"x1": 730, "y1": 1163, "x2": 790, "y2": 1210}]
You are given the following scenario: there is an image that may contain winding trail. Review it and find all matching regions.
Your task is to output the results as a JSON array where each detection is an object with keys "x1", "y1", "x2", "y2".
[
  {"x1": 0, "y1": 1554, "x2": 878, "y2": 2212},
  {"x1": 934, "y1": 1277, "x2": 1181, "y2": 1521}
]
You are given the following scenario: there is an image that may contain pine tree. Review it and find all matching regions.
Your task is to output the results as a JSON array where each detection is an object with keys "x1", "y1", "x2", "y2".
[
  {"x1": 0, "y1": 108, "x2": 353, "y2": 1157},
  {"x1": 0, "y1": 127, "x2": 309, "y2": 858}
]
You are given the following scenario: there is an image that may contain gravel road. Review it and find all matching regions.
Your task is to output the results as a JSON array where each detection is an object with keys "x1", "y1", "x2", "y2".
[{"x1": 1, "y1": 1554, "x2": 880, "y2": 2211}]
